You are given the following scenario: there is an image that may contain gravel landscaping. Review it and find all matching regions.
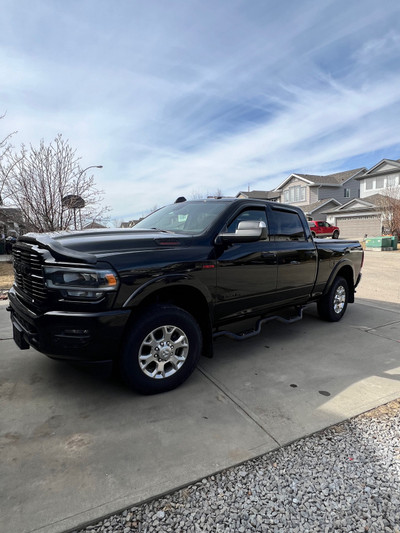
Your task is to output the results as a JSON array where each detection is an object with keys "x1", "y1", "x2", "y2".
[{"x1": 75, "y1": 400, "x2": 400, "y2": 533}]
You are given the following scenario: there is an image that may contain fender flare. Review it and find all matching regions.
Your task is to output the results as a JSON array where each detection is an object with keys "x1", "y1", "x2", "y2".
[
  {"x1": 322, "y1": 258, "x2": 356, "y2": 301},
  {"x1": 122, "y1": 273, "x2": 213, "y2": 309},
  {"x1": 122, "y1": 274, "x2": 215, "y2": 357}
]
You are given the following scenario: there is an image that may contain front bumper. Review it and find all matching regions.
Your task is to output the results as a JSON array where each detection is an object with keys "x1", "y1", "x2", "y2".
[{"x1": 8, "y1": 287, "x2": 131, "y2": 362}]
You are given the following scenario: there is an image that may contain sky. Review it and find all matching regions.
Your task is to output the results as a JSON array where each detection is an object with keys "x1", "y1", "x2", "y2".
[{"x1": 1, "y1": 0, "x2": 400, "y2": 223}]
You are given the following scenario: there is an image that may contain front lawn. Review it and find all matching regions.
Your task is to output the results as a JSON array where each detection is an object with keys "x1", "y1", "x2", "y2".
[{"x1": 0, "y1": 261, "x2": 14, "y2": 289}]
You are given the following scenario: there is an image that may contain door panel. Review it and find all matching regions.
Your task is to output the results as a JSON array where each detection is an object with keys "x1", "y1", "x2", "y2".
[
  {"x1": 215, "y1": 241, "x2": 278, "y2": 321},
  {"x1": 214, "y1": 207, "x2": 278, "y2": 322},
  {"x1": 268, "y1": 206, "x2": 317, "y2": 304},
  {"x1": 274, "y1": 242, "x2": 317, "y2": 303}
]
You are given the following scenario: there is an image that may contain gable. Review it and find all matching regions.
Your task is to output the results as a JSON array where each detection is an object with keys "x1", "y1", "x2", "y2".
[
  {"x1": 365, "y1": 159, "x2": 400, "y2": 175},
  {"x1": 274, "y1": 174, "x2": 314, "y2": 190},
  {"x1": 378, "y1": 163, "x2": 399, "y2": 172},
  {"x1": 307, "y1": 199, "x2": 341, "y2": 212},
  {"x1": 345, "y1": 200, "x2": 372, "y2": 210}
]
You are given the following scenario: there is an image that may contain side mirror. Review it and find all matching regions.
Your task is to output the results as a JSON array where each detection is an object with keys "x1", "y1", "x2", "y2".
[{"x1": 216, "y1": 221, "x2": 267, "y2": 244}]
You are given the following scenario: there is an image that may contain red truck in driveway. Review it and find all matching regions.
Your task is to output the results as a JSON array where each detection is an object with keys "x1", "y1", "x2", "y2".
[{"x1": 308, "y1": 220, "x2": 340, "y2": 239}]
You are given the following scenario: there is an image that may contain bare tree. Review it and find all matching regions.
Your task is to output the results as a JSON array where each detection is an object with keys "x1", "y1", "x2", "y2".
[
  {"x1": 378, "y1": 186, "x2": 400, "y2": 235},
  {"x1": 0, "y1": 113, "x2": 16, "y2": 205},
  {"x1": 212, "y1": 188, "x2": 223, "y2": 198},
  {"x1": 189, "y1": 189, "x2": 204, "y2": 200},
  {"x1": 1, "y1": 134, "x2": 109, "y2": 232},
  {"x1": 190, "y1": 188, "x2": 224, "y2": 200}
]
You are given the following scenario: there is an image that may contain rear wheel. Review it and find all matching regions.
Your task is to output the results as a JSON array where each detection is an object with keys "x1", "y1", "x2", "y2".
[
  {"x1": 332, "y1": 230, "x2": 339, "y2": 239},
  {"x1": 317, "y1": 276, "x2": 349, "y2": 322},
  {"x1": 119, "y1": 305, "x2": 202, "y2": 394}
]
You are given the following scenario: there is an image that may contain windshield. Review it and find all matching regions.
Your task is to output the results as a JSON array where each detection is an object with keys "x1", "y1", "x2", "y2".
[{"x1": 134, "y1": 201, "x2": 228, "y2": 234}]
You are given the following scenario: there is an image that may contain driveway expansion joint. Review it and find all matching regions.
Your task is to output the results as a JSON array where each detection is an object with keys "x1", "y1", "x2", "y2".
[{"x1": 197, "y1": 365, "x2": 281, "y2": 447}]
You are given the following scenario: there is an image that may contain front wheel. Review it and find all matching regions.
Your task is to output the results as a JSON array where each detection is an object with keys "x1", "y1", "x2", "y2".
[
  {"x1": 119, "y1": 305, "x2": 202, "y2": 394},
  {"x1": 332, "y1": 230, "x2": 339, "y2": 239},
  {"x1": 317, "y1": 276, "x2": 349, "y2": 322}
]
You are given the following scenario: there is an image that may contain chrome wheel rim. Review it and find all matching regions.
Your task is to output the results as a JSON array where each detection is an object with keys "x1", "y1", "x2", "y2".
[
  {"x1": 139, "y1": 325, "x2": 189, "y2": 379},
  {"x1": 333, "y1": 285, "x2": 346, "y2": 314}
]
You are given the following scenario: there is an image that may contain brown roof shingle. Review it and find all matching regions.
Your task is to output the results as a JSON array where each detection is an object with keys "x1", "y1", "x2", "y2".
[{"x1": 296, "y1": 167, "x2": 366, "y2": 186}]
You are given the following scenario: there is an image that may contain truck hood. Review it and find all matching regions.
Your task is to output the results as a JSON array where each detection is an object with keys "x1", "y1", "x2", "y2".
[{"x1": 19, "y1": 228, "x2": 193, "y2": 264}]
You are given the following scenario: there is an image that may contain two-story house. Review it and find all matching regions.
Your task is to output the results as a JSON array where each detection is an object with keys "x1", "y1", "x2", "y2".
[
  {"x1": 273, "y1": 168, "x2": 366, "y2": 220},
  {"x1": 324, "y1": 158, "x2": 400, "y2": 238}
]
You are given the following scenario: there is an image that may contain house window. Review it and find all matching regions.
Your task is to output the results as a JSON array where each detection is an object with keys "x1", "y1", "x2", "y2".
[
  {"x1": 284, "y1": 186, "x2": 306, "y2": 203},
  {"x1": 376, "y1": 177, "x2": 385, "y2": 189},
  {"x1": 387, "y1": 174, "x2": 399, "y2": 187},
  {"x1": 344, "y1": 188, "x2": 350, "y2": 198},
  {"x1": 365, "y1": 179, "x2": 373, "y2": 190}
]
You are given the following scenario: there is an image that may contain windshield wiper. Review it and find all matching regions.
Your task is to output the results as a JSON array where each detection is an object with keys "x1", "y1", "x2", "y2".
[{"x1": 149, "y1": 228, "x2": 174, "y2": 233}]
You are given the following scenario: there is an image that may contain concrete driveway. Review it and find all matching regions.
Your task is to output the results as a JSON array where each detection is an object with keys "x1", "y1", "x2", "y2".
[{"x1": 1, "y1": 251, "x2": 400, "y2": 533}]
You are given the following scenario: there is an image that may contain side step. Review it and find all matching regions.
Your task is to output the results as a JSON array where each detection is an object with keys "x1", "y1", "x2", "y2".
[{"x1": 213, "y1": 306, "x2": 304, "y2": 341}]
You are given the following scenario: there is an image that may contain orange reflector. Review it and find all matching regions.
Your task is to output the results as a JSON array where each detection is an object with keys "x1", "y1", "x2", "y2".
[{"x1": 105, "y1": 274, "x2": 118, "y2": 286}]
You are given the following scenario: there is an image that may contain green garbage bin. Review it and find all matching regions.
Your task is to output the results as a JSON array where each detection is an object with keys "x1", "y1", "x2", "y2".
[
  {"x1": 365, "y1": 236, "x2": 392, "y2": 250},
  {"x1": 391, "y1": 236, "x2": 398, "y2": 250}
]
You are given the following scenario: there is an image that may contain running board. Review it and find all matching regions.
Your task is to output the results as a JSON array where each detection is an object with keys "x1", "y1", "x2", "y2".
[{"x1": 213, "y1": 306, "x2": 304, "y2": 341}]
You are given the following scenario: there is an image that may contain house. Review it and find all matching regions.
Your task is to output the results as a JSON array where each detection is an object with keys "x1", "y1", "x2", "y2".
[
  {"x1": 0, "y1": 206, "x2": 25, "y2": 237},
  {"x1": 236, "y1": 190, "x2": 281, "y2": 202},
  {"x1": 82, "y1": 221, "x2": 107, "y2": 230},
  {"x1": 324, "y1": 159, "x2": 400, "y2": 238},
  {"x1": 324, "y1": 195, "x2": 384, "y2": 238},
  {"x1": 120, "y1": 218, "x2": 144, "y2": 228},
  {"x1": 0, "y1": 205, "x2": 26, "y2": 254},
  {"x1": 357, "y1": 158, "x2": 400, "y2": 199},
  {"x1": 273, "y1": 168, "x2": 366, "y2": 220}
]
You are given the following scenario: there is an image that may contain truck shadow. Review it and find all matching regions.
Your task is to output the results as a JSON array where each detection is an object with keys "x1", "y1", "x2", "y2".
[{"x1": 198, "y1": 298, "x2": 400, "y2": 443}]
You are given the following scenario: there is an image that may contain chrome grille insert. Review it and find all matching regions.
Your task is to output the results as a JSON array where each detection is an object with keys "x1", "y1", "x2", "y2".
[{"x1": 13, "y1": 245, "x2": 47, "y2": 303}]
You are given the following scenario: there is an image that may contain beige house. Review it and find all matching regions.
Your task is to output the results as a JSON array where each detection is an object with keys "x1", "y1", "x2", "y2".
[
  {"x1": 236, "y1": 190, "x2": 281, "y2": 201},
  {"x1": 273, "y1": 168, "x2": 366, "y2": 220}
]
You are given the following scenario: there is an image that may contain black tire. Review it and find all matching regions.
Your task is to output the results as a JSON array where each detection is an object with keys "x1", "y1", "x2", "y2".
[
  {"x1": 332, "y1": 230, "x2": 339, "y2": 239},
  {"x1": 317, "y1": 276, "x2": 349, "y2": 322},
  {"x1": 311, "y1": 232, "x2": 316, "y2": 238},
  {"x1": 119, "y1": 305, "x2": 202, "y2": 394}
]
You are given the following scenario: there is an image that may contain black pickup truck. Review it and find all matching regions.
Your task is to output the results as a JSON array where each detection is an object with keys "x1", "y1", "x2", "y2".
[{"x1": 8, "y1": 198, "x2": 363, "y2": 394}]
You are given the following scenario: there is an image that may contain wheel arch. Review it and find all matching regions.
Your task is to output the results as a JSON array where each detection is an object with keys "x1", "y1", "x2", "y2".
[
  {"x1": 323, "y1": 262, "x2": 355, "y2": 303},
  {"x1": 123, "y1": 281, "x2": 214, "y2": 357}
]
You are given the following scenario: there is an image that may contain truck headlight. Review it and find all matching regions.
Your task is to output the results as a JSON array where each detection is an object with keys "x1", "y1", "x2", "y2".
[{"x1": 44, "y1": 266, "x2": 119, "y2": 300}]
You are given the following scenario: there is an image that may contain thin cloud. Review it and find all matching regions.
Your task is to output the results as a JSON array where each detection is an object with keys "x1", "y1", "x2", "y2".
[{"x1": 0, "y1": 0, "x2": 399, "y2": 221}]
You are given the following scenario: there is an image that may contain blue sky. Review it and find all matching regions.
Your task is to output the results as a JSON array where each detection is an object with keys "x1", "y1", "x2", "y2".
[{"x1": 1, "y1": 0, "x2": 400, "y2": 222}]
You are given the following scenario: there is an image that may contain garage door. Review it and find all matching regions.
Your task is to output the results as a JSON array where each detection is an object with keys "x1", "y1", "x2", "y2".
[{"x1": 335, "y1": 215, "x2": 381, "y2": 239}]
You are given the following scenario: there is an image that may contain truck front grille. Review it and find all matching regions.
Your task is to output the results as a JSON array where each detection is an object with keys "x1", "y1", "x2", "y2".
[{"x1": 13, "y1": 245, "x2": 48, "y2": 303}]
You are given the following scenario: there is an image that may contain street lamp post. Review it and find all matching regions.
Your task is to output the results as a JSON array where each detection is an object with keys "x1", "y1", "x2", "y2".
[{"x1": 62, "y1": 165, "x2": 103, "y2": 230}]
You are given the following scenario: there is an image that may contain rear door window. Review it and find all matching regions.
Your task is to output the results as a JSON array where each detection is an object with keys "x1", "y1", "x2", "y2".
[{"x1": 269, "y1": 209, "x2": 306, "y2": 241}]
